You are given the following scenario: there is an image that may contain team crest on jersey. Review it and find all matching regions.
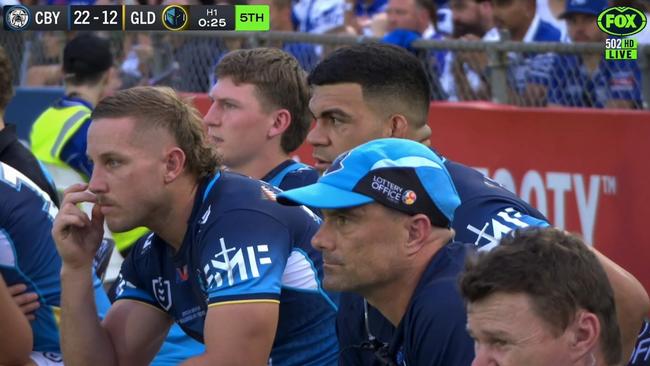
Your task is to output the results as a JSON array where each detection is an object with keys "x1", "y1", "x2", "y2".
[{"x1": 152, "y1": 277, "x2": 173, "y2": 311}]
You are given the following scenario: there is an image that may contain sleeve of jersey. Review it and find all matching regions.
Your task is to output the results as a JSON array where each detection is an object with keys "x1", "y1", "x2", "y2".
[
  {"x1": 113, "y1": 243, "x2": 160, "y2": 309},
  {"x1": 453, "y1": 198, "x2": 550, "y2": 252},
  {"x1": 406, "y1": 284, "x2": 475, "y2": 366},
  {"x1": 198, "y1": 210, "x2": 291, "y2": 306}
]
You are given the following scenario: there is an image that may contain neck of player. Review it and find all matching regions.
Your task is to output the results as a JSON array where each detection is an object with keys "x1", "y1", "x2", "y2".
[
  {"x1": 150, "y1": 175, "x2": 201, "y2": 253},
  {"x1": 229, "y1": 146, "x2": 289, "y2": 181}
]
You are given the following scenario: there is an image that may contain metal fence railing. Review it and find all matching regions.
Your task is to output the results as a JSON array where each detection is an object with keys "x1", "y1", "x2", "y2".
[{"x1": 1, "y1": 30, "x2": 648, "y2": 109}]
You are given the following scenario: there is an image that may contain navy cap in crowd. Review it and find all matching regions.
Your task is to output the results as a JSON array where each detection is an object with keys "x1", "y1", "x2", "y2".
[
  {"x1": 63, "y1": 33, "x2": 113, "y2": 78},
  {"x1": 277, "y1": 138, "x2": 461, "y2": 228}
]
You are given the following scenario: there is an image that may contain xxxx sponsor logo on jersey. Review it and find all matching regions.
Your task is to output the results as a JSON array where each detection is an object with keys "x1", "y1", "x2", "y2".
[{"x1": 203, "y1": 237, "x2": 273, "y2": 289}]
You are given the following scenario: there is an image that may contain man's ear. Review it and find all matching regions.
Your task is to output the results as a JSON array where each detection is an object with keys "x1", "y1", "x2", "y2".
[
  {"x1": 404, "y1": 214, "x2": 432, "y2": 257},
  {"x1": 386, "y1": 114, "x2": 409, "y2": 139},
  {"x1": 567, "y1": 310, "x2": 601, "y2": 363},
  {"x1": 163, "y1": 147, "x2": 187, "y2": 184},
  {"x1": 268, "y1": 109, "x2": 292, "y2": 139}
]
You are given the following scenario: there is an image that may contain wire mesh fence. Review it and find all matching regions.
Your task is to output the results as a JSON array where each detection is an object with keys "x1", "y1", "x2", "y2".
[{"x1": 1, "y1": 30, "x2": 648, "y2": 109}]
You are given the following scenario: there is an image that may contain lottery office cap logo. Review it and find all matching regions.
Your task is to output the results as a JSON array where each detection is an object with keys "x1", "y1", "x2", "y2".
[{"x1": 597, "y1": 7, "x2": 647, "y2": 37}]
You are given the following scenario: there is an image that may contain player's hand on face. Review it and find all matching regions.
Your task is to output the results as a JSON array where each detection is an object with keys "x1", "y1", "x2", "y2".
[
  {"x1": 52, "y1": 183, "x2": 105, "y2": 270},
  {"x1": 7, "y1": 283, "x2": 39, "y2": 320}
]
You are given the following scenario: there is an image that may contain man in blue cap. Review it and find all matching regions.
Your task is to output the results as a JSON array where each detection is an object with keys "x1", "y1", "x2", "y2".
[
  {"x1": 278, "y1": 138, "x2": 474, "y2": 366},
  {"x1": 528, "y1": 0, "x2": 642, "y2": 108}
]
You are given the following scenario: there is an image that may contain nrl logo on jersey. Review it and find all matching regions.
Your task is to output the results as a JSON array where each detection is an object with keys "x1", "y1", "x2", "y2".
[{"x1": 152, "y1": 277, "x2": 173, "y2": 311}]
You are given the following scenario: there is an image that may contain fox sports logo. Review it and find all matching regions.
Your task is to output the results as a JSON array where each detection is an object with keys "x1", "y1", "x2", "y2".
[{"x1": 6, "y1": 6, "x2": 30, "y2": 30}]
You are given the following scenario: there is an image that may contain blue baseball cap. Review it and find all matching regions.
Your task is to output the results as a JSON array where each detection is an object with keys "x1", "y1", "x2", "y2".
[
  {"x1": 560, "y1": 0, "x2": 608, "y2": 18},
  {"x1": 276, "y1": 138, "x2": 461, "y2": 228}
]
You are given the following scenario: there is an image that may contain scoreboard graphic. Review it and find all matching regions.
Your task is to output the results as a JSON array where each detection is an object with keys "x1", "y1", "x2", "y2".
[{"x1": 1, "y1": 4, "x2": 269, "y2": 31}]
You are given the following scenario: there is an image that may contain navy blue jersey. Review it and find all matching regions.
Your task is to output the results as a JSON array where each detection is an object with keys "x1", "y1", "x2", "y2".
[
  {"x1": 338, "y1": 156, "x2": 550, "y2": 366},
  {"x1": 443, "y1": 159, "x2": 549, "y2": 249},
  {"x1": 115, "y1": 171, "x2": 338, "y2": 365},
  {"x1": 263, "y1": 160, "x2": 322, "y2": 218},
  {"x1": 0, "y1": 162, "x2": 111, "y2": 354},
  {"x1": 388, "y1": 243, "x2": 474, "y2": 366},
  {"x1": 262, "y1": 159, "x2": 320, "y2": 191},
  {"x1": 0, "y1": 124, "x2": 60, "y2": 207}
]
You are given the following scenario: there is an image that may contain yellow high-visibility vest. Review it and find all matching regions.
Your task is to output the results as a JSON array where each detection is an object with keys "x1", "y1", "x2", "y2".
[{"x1": 31, "y1": 104, "x2": 91, "y2": 168}]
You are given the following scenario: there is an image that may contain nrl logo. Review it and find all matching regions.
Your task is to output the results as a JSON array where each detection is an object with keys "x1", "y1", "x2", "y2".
[{"x1": 152, "y1": 277, "x2": 173, "y2": 311}]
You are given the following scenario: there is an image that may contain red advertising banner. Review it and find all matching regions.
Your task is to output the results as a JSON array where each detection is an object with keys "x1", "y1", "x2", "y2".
[
  {"x1": 187, "y1": 94, "x2": 650, "y2": 292},
  {"x1": 425, "y1": 102, "x2": 650, "y2": 291}
]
